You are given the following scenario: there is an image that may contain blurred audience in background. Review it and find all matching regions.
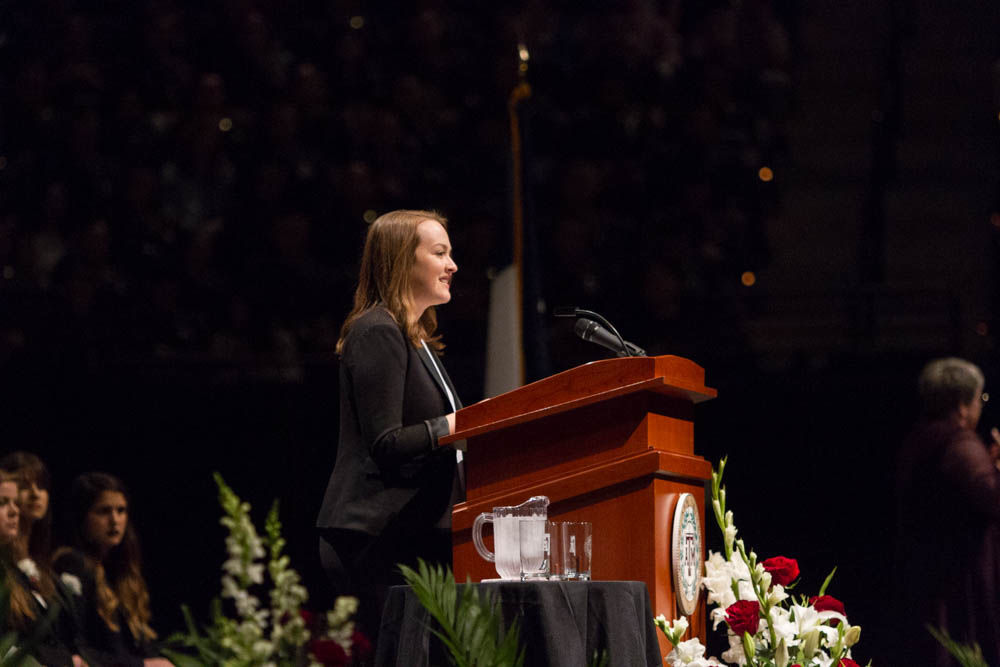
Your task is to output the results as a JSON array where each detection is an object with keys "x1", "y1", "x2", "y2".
[{"x1": 0, "y1": 1, "x2": 795, "y2": 384}]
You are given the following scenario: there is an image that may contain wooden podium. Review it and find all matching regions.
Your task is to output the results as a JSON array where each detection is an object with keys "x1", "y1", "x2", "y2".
[{"x1": 441, "y1": 354, "x2": 716, "y2": 652}]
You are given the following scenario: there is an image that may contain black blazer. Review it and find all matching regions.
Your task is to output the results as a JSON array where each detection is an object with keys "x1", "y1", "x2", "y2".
[
  {"x1": 316, "y1": 306, "x2": 462, "y2": 537},
  {"x1": 1, "y1": 563, "x2": 77, "y2": 667},
  {"x1": 53, "y1": 549, "x2": 157, "y2": 667}
]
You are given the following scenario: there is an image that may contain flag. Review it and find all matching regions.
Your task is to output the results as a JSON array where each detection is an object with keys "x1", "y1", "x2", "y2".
[{"x1": 484, "y1": 44, "x2": 549, "y2": 398}]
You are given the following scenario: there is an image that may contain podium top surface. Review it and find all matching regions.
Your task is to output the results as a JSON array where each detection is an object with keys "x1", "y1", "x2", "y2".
[{"x1": 442, "y1": 354, "x2": 716, "y2": 445}]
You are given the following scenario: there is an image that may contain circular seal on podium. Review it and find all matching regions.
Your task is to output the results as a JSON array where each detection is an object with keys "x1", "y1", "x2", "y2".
[{"x1": 671, "y1": 493, "x2": 702, "y2": 616}]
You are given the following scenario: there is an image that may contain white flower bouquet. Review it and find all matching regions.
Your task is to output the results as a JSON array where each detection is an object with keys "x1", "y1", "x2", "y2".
[
  {"x1": 165, "y1": 474, "x2": 367, "y2": 666},
  {"x1": 655, "y1": 458, "x2": 867, "y2": 667}
]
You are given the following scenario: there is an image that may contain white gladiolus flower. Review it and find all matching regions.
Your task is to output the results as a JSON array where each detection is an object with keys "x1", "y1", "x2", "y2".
[
  {"x1": 729, "y1": 551, "x2": 752, "y2": 581},
  {"x1": 335, "y1": 595, "x2": 358, "y2": 618},
  {"x1": 664, "y1": 638, "x2": 726, "y2": 667},
  {"x1": 767, "y1": 583, "x2": 789, "y2": 605},
  {"x1": 721, "y1": 633, "x2": 748, "y2": 666},
  {"x1": 737, "y1": 579, "x2": 756, "y2": 603},
  {"x1": 724, "y1": 524, "x2": 738, "y2": 552},
  {"x1": 703, "y1": 552, "x2": 738, "y2": 609},
  {"x1": 667, "y1": 638, "x2": 706, "y2": 664}
]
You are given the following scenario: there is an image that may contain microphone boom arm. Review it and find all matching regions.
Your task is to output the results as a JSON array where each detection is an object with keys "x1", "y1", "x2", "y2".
[{"x1": 556, "y1": 306, "x2": 645, "y2": 357}]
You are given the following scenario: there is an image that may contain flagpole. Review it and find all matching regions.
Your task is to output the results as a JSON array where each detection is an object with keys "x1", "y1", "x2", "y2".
[{"x1": 507, "y1": 43, "x2": 531, "y2": 386}]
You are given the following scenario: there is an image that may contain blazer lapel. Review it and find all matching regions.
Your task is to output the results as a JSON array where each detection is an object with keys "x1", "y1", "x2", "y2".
[{"x1": 418, "y1": 343, "x2": 463, "y2": 410}]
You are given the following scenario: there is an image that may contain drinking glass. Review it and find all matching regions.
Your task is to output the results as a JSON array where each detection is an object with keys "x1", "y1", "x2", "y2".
[
  {"x1": 561, "y1": 521, "x2": 593, "y2": 581},
  {"x1": 546, "y1": 521, "x2": 566, "y2": 580}
]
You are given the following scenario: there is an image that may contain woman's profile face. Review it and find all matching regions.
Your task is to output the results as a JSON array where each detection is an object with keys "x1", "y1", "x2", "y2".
[
  {"x1": 84, "y1": 490, "x2": 128, "y2": 554},
  {"x1": 18, "y1": 478, "x2": 49, "y2": 523},
  {"x1": 408, "y1": 219, "x2": 457, "y2": 317},
  {"x1": 0, "y1": 481, "x2": 20, "y2": 543}
]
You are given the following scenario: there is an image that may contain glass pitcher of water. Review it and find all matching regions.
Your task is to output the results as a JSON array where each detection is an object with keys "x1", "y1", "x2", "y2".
[{"x1": 471, "y1": 496, "x2": 549, "y2": 579}]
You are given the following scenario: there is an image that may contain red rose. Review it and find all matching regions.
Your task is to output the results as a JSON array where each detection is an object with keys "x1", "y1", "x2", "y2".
[
  {"x1": 310, "y1": 638, "x2": 348, "y2": 666},
  {"x1": 761, "y1": 556, "x2": 800, "y2": 587},
  {"x1": 810, "y1": 594, "x2": 846, "y2": 615},
  {"x1": 351, "y1": 630, "x2": 373, "y2": 659},
  {"x1": 810, "y1": 594, "x2": 846, "y2": 626},
  {"x1": 725, "y1": 599, "x2": 761, "y2": 637},
  {"x1": 838, "y1": 659, "x2": 860, "y2": 667}
]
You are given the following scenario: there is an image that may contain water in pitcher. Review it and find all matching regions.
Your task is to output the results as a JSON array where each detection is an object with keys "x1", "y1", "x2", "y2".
[
  {"x1": 495, "y1": 515, "x2": 546, "y2": 578},
  {"x1": 472, "y1": 495, "x2": 549, "y2": 579},
  {"x1": 493, "y1": 515, "x2": 523, "y2": 579}
]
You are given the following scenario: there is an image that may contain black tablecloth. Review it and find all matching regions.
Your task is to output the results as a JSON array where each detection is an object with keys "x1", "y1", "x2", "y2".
[{"x1": 375, "y1": 580, "x2": 664, "y2": 667}]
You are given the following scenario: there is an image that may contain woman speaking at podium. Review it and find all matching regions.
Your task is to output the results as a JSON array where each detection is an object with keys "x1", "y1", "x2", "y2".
[{"x1": 316, "y1": 209, "x2": 463, "y2": 639}]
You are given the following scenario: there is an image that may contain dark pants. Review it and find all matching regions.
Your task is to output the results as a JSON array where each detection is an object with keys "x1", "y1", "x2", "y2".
[{"x1": 318, "y1": 525, "x2": 452, "y2": 645}]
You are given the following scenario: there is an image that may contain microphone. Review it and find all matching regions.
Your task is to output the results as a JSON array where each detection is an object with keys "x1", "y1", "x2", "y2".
[
  {"x1": 571, "y1": 316, "x2": 647, "y2": 358},
  {"x1": 574, "y1": 319, "x2": 623, "y2": 356}
]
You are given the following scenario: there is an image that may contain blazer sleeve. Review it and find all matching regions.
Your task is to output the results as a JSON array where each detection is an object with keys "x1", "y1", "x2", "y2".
[{"x1": 343, "y1": 321, "x2": 447, "y2": 467}]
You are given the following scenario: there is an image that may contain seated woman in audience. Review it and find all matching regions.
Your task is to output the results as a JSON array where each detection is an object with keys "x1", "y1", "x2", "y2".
[
  {"x1": 0, "y1": 451, "x2": 54, "y2": 566},
  {"x1": 0, "y1": 468, "x2": 78, "y2": 666},
  {"x1": 54, "y1": 472, "x2": 173, "y2": 667}
]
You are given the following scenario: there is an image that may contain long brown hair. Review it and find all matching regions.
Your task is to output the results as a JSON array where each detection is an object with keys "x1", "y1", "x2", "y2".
[
  {"x1": 63, "y1": 472, "x2": 156, "y2": 642},
  {"x1": 0, "y1": 468, "x2": 54, "y2": 631},
  {"x1": 337, "y1": 209, "x2": 448, "y2": 354},
  {"x1": 0, "y1": 451, "x2": 53, "y2": 563}
]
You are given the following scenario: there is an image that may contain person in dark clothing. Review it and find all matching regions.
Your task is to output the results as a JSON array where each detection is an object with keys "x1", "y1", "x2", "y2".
[
  {"x1": 895, "y1": 357, "x2": 1000, "y2": 665},
  {"x1": 53, "y1": 472, "x2": 173, "y2": 667},
  {"x1": 316, "y1": 209, "x2": 463, "y2": 641},
  {"x1": 0, "y1": 452, "x2": 55, "y2": 568},
  {"x1": 0, "y1": 469, "x2": 79, "y2": 667}
]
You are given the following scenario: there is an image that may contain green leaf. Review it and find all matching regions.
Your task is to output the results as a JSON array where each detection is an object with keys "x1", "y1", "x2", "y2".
[
  {"x1": 818, "y1": 566, "x2": 837, "y2": 596},
  {"x1": 159, "y1": 647, "x2": 210, "y2": 667},
  {"x1": 399, "y1": 559, "x2": 524, "y2": 667},
  {"x1": 927, "y1": 625, "x2": 988, "y2": 667}
]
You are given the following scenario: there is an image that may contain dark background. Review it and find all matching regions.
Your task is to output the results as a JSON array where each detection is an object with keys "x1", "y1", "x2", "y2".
[{"x1": 1, "y1": 0, "x2": 998, "y2": 663}]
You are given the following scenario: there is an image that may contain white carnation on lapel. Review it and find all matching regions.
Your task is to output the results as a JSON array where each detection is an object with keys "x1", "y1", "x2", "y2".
[
  {"x1": 60, "y1": 572, "x2": 83, "y2": 596},
  {"x1": 17, "y1": 558, "x2": 39, "y2": 582}
]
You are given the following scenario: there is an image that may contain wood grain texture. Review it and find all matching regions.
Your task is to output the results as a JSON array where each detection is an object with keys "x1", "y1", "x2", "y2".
[{"x1": 449, "y1": 355, "x2": 716, "y2": 649}]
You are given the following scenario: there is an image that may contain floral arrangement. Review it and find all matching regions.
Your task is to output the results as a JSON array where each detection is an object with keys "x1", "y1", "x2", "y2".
[
  {"x1": 654, "y1": 458, "x2": 867, "y2": 667},
  {"x1": 165, "y1": 474, "x2": 368, "y2": 667}
]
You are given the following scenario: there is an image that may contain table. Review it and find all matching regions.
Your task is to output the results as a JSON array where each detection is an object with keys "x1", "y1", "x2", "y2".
[{"x1": 375, "y1": 580, "x2": 664, "y2": 667}]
